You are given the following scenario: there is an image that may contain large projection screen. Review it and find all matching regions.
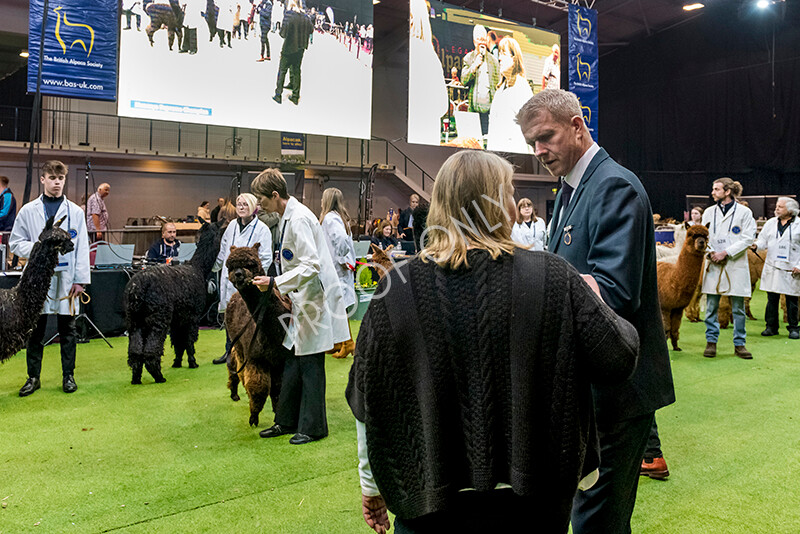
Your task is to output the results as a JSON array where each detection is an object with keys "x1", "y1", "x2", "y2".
[
  {"x1": 118, "y1": 0, "x2": 373, "y2": 139},
  {"x1": 408, "y1": 1, "x2": 559, "y2": 153}
]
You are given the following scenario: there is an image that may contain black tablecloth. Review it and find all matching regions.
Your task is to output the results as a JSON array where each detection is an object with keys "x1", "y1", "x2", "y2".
[{"x1": 0, "y1": 269, "x2": 132, "y2": 339}]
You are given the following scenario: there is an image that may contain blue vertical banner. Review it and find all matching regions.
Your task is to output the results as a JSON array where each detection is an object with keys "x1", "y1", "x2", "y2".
[
  {"x1": 27, "y1": 0, "x2": 118, "y2": 101},
  {"x1": 568, "y1": 4, "x2": 598, "y2": 142}
]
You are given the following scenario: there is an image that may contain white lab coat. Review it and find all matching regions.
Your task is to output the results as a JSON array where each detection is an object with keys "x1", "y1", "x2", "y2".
[
  {"x1": 274, "y1": 197, "x2": 350, "y2": 355},
  {"x1": 511, "y1": 218, "x2": 546, "y2": 251},
  {"x1": 10, "y1": 196, "x2": 91, "y2": 316},
  {"x1": 754, "y1": 216, "x2": 800, "y2": 296},
  {"x1": 216, "y1": 0, "x2": 235, "y2": 31},
  {"x1": 183, "y1": 0, "x2": 205, "y2": 27},
  {"x1": 701, "y1": 201, "x2": 756, "y2": 297},
  {"x1": 321, "y1": 212, "x2": 356, "y2": 309},
  {"x1": 213, "y1": 217, "x2": 273, "y2": 312}
]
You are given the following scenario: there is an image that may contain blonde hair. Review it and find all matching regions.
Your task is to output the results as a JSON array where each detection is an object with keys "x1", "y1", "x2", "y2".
[
  {"x1": 516, "y1": 198, "x2": 534, "y2": 224},
  {"x1": 421, "y1": 151, "x2": 517, "y2": 269},
  {"x1": 237, "y1": 193, "x2": 259, "y2": 216},
  {"x1": 498, "y1": 37, "x2": 526, "y2": 88},
  {"x1": 320, "y1": 187, "x2": 352, "y2": 235},
  {"x1": 714, "y1": 177, "x2": 743, "y2": 199}
]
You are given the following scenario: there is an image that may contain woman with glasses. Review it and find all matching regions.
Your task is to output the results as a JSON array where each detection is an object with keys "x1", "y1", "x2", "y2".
[{"x1": 211, "y1": 193, "x2": 273, "y2": 364}]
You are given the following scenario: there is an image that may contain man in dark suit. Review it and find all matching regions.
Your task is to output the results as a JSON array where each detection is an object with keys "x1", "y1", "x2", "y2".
[
  {"x1": 518, "y1": 89, "x2": 675, "y2": 533},
  {"x1": 397, "y1": 194, "x2": 419, "y2": 241},
  {"x1": 272, "y1": 0, "x2": 314, "y2": 105}
]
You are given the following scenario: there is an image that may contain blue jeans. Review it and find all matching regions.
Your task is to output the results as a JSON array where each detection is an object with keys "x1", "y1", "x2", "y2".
[{"x1": 705, "y1": 294, "x2": 747, "y2": 346}]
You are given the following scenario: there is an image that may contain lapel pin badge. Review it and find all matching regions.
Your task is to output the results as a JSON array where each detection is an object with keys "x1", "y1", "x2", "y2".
[{"x1": 564, "y1": 225, "x2": 573, "y2": 246}]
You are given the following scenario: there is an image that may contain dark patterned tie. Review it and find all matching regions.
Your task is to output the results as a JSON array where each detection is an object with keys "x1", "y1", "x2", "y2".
[{"x1": 561, "y1": 180, "x2": 574, "y2": 209}]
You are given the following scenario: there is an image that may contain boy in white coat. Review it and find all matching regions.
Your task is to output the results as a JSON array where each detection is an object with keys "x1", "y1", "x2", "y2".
[
  {"x1": 250, "y1": 168, "x2": 349, "y2": 444},
  {"x1": 10, "y1": 160, "x2": 90, "y2": 396},
  {"x1": 701, "y1": 178, "x2": 756, "y2": 359}
]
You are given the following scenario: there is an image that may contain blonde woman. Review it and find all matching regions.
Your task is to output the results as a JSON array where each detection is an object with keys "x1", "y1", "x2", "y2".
[
  {"x1": 511, "y1": 197, "x2": 546, "y2": 251},
  {"x1": 320, "y1": 188, "x2": 357, "y2": 358},
  {"x1": 347, "y1": 150, "x2": 638, "y2": 533},
  {"x1": 211, "y1": 193, "x2": 273, "y2": 364},
  {"x1": 486, "y1": 37, "x2": 534, "y2": 154}
]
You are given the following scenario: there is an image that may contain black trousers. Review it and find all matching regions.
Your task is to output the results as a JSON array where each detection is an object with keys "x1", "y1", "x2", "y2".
[
  {"x1": 181, "y1": 27, "x2": 197, "y2": 53},
  {"x1": 124, "y1": 10, "x2": 141, "y2": 30},
  {"x1": 644, "y1": 417, "x2": 663, "y2": 459},
  {"x1": 274, "y1": 352, "x2": 327, "y2": 438},
  {"x1": 260, "y1": 35, "x2": 271, "y2": 58},
  {"x1": 26, "y1": 314, "x2": 77, "y2": 378},
  {"x1": 571, "y1": 412, "x2": 654, "y2": 534},
  {"x1": 275, "y1": 50, "x2": 304, "y2": 99},
  {"x1": 765, "y1": 292, "x2": 799, "y2": 331}
]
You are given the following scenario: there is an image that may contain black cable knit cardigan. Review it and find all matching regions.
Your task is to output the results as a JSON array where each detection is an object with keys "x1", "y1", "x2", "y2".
[{"x1": 346, "y1": 249, "x2": 639, "y2": 527}]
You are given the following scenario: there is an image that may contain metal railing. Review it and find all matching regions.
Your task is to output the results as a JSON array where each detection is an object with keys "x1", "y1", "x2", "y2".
[{"x1": 0, "y1": 105, "x2": 434, "y2": 192}]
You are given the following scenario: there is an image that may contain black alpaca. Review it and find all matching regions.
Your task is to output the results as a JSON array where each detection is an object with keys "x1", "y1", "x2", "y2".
[
  {"x1": 225, "y1": 244, "x2": 290, "y2": 426},
  {"x1": 124, "y1": 221, "x2": 221, "y2": 384},
  {"x1": 0, "y1": 216, "x2": 74, "y2": 362}
]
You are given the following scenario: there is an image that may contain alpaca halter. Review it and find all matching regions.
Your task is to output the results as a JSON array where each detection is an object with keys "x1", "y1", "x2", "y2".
[{"x1": 51, "y1": 291, "x2": 91, "y2": 316}]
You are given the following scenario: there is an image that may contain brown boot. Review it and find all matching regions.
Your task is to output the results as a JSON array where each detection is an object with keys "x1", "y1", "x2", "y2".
[
  {"x1": 327, "y1": 341, "x2": 345, "y2": 358},
  {"x1": 640, "y1": 457, "x2": 670, "y2": 480},
  {"x1": 703, "y1": 342, "x2": 717, "y2": 358},
  {"x1": 734, "y1": 345, "x2": 753, "y2": 359}
]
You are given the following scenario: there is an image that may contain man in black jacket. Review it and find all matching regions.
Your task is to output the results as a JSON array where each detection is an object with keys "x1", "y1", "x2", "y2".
[
  {"x1": 273, "y1": 1, "x2": 314, "y2": 105},
  {"x1": 518, "y1": 89, "x2": 675, "y2": 533}
]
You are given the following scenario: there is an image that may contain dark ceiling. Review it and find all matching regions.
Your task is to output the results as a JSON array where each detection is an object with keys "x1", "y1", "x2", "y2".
[{"x1": 374, "y1": 0, "x2": 711, "y2": 57}]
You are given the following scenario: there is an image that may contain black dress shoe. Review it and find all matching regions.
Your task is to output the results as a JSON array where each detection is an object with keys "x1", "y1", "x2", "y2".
[
  {"x1": 212, "y1": 353, "x2": 229, "y2": 365},
  {"x1": 289, "y1": 433, "x2": 322, "y2": 445},
  {"x1": 761, "y1": 327, "x2": 778, "y2": 336},
  {"x1": 789, "y1": 330, "x2": 800, "y2": 340},
  {"x1": 259, "y1": 424, "x2": 295, "y2": 438},
  {"x1": 19, "y1": 377, "x2": 41, "y2": 397},
  {"x1": 63, "y1": 375, "x2": 77, "y2": 393}
]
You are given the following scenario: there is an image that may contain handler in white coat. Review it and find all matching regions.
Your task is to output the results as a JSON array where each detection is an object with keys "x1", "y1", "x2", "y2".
[
  {"x1": 753, "y1": 197, "x2": 800, "y2": 339},
  {"x1": 701, "y1": 178, "x2": 756, "y2": 358},
  {"x1": 10, "y1": 160, "x2": 90, "y2": 396},
  {"x1": 250, "y1": 168, "x2": 349, "y2": 444},
  {"x1": 510, "y1": 197, "x2": 546, "y2": 251},
  {"x1": 320, "y1": 187, "x2": 357, "y2": 358},
  {"x1": 211, "y1": 193, "x2": 272, "y2": 364}
]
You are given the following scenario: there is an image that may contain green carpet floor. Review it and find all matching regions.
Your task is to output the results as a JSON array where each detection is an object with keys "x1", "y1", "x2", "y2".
[{"x1": 1, "y1": 290, "x2": 799, "y2": 533}]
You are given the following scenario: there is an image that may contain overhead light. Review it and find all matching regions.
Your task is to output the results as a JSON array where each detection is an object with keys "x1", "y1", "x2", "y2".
[
  {"x1": 756, "y1": 0, "x2": 769, "y2": 8},
  {"x1": 19, "y1": 50, "x2": 29, "y2": 58},
  {"x1": 683, "y1": 3, "x2": 704, "y2": 11},
  {"x1": 373, "y1": 0, "x2": 380, "y2": 4}
]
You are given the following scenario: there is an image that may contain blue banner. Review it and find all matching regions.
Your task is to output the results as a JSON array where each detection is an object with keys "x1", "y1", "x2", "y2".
[
  {"x1": 568, "y1": 4, "x2": 598, "y2": 142},
  {"x1": 28, "y1": 0, "x2": 118, "y2": 101},
  {"x1": 281, "y1": 133, "x2": 306, "y2": 156}
]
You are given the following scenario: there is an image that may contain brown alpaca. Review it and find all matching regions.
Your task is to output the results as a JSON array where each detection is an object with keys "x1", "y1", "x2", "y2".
[
  {"x1": 369, "y1": 243, "x2": 395, "y2": 279},
  {"x1": 224, "y1": 244, "x2": 291, "y2": 427},
  {"x1": 657, "y1": 223, "x2": 709, "y2": 350}
]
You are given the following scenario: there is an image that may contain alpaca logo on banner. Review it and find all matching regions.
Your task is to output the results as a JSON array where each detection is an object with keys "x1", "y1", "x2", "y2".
[
  {"x1": 568, "y1": 4, "x2": 598, "y2": 142},
  {"x1": 53, "y1": 6, "x2": 95, "y2": 58},
  {"x1": 27, "y1": 0, "x2": 117, "y2": 101}
]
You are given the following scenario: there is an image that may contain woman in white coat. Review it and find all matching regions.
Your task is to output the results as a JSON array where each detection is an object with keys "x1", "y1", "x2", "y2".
[
  {"x1": 701, "y1": 178, "x2": 756, "y2": 358},
  {"x1": 320, "y1": 187, "x2": 357, "y2": 358},
  {"x1": 753, "y1": 197, "x2": 800, "y2": 339},
  {"x1": 9, "y1": 160, "x2": 90, "y2": 395},
  {"x1": 250, "y1": 168, "x2": 349, "y2": 444},
  {"x1": 510, "y1": 197, "x2": 546, "y2": 251},
  {"x1": 211, "y1": 193, "x2": 272, "y2": 363},
  {"x1": 486, "y1": 37, "x2": 534, "y2": 154}
]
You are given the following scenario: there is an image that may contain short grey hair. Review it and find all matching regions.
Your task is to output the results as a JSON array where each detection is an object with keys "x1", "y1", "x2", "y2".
[
  {"x1": 778, "y1": 196, "x2": 800, "y2": 216},
  {"x1": 516, "y1": 89, "x2": 585, "y2": 128}
]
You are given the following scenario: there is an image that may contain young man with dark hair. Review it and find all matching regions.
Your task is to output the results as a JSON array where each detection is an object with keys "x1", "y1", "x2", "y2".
[{"x1": 10, "y1": 160, "x2": 90, "y2": 396}]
